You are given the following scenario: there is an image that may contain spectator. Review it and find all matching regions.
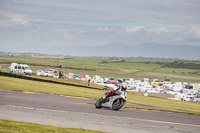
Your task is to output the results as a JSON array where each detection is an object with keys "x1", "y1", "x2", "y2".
[
  {"x1": 59, "y1": 71, "x2": 63, "y2": 78},
  {"x1": 88, "y1": 79, "x2": 91, "y2": 86}
]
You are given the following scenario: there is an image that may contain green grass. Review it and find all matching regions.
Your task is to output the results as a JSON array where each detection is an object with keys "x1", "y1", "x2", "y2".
[
  {"x1": 105, "y1": 62, "x2": 160, "y2": 70},
  {"x1": 127, "y1": 92, "x2": 200, "y2": 115},
  {"x1": 28, "y1": 74, "x2": 104, "y2": 90},
  {"x1": 0, "y1": 76, "x2": 104, "y2": 99},
  {"x1": 1, "y1": 76, "x2": 200, "y2": 115},
  {"x1": 0, "y1": 119, "x2": 105, "y2": 133}
]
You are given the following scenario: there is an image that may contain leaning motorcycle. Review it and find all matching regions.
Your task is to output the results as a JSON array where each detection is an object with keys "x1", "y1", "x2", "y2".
[{"x1": 95, "y1": 87, "x2": 127, "y2": 111}]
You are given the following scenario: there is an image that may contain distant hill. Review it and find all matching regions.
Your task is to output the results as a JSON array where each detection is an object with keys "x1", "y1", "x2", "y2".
[
  {"x1": 53, "y1": 43, "x2": 200, "y2": 60},
  {"x1": 1, "y1": 43, "x2": 200, "y2": 60}
]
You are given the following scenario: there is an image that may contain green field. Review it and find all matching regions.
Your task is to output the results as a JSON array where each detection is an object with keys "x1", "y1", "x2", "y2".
[
  {"x1": 0, "y1": 119, "x2": 105, "y2": 133},
  {"x1": 0, "y1": 56, "x2": 200, "y2": 82},
  {"x1": 1, "y1": 76, "x2": 200, "y2": 115}
]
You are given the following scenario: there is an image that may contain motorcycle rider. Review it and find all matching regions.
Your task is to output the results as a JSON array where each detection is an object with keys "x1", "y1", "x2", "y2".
[{"x1": 103, "y1": 80, "x2": 127, "y2": 102}]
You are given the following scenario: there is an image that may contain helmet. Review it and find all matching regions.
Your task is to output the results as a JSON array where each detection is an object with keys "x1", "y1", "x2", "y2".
[
  {"x1": 118, "y1": 79, "x2": 123, "y2": 83},
  {"x1": 121, "y1": 82, "x2": 127, "y2": 91}
]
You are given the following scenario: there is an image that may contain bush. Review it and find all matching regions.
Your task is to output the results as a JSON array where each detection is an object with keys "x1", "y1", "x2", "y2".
[{"x1": 162, "y1": 62, "x2": 200, "y2": 69}]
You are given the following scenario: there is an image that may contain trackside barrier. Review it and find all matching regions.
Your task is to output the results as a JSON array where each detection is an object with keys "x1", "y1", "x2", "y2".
[{"x1": 0, "y1": 71, "x2": 102, "y2": 90}]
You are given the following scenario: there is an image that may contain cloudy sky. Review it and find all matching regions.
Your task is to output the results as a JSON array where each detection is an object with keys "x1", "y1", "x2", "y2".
[{"x1": 0, "y1": 0, "x2": 200, "y2": 55}]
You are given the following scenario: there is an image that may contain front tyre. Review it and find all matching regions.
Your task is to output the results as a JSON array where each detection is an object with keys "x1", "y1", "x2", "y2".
[
  {"x1": 95, "y1": 98, "x2": 103, "y2": 109},
  {"x1": 112, "y1": 98, "x2": 125, "y2": 111}
]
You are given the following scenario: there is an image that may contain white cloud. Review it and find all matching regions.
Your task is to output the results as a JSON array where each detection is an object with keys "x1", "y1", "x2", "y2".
[
  {"x1": 126, "y1": 26, "x2": 169, "y2": 35},
  {"x1": 78, "y1": 30, "x2": 84, "y2": 34},
  {"x1": 96, "y1": 27, "x2": 115, "y2": 32},
  {"x1": 188, "y1": 25, "x2": 200, "y2": 39},
  {"x1": 0, "y1": 12, "x2": 29, "y2": 27},
  {"x1": 126, "y1": 26, "x2": 145, "y2": 33},
  {"x1": 63, "y1": 33, "x2": 74, "y2": 40},
  {"x1": 147, "y1": 27, "x2": 169, "y2": 34}
]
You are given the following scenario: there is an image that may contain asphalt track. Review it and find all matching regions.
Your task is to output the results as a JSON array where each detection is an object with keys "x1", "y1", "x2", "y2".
[{"x1": 0, "y1": 90, "x2": 200, "y2": 133}]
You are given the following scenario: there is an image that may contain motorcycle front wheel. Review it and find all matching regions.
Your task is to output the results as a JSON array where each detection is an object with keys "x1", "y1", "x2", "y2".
[
  {"x1": 112, "y1": 98, "x2": 124, "y2": 111},
  {"x1": 95, "y1": 98, "x2": 103, "y2": 109}
]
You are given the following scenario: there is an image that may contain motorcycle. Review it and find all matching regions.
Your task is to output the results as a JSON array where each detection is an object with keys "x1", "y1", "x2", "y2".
[{"x1": 95, "y1": 86, "x2": 127, "y2": 111}]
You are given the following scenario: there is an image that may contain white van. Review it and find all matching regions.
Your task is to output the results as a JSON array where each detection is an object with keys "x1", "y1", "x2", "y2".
[{"x1": 10, "y1": 63, "x2": 33, "y2": 75}]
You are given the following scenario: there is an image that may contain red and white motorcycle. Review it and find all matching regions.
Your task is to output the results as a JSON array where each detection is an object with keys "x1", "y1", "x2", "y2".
[{"x1": 95, "y1": 84, "x2": 127, "y2": 111}]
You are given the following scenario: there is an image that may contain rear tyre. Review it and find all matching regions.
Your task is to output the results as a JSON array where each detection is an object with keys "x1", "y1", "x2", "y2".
[
  {"x1": 112, "y1": 98, "x2": 124, "y2": 111},
  {"x1": 95, "y1": 98, "x2": 103, "y2": 109}
]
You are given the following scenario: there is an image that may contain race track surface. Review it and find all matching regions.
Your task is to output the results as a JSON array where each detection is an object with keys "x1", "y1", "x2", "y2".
[{"x1": 0, "y1": 90, "x2": 200, "y2": 133}]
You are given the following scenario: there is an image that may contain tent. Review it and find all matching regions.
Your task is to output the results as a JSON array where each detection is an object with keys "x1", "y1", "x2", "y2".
[
  {"x1": 194, "y1": 88, "x2": 200, "y2": 92},
  {"x1": 109, "y1": 80, "x2": 117, "y2": 85},
  {"x1": 80, "y1": 76, "x2": 86, "y2": 79},
  {"x1": 162, "y1": 89, "x2": 168, "y2": 94},
  {"x1": 97, "y1": 78, "x2": 103, "y2": 81},
  {"x1": 37, "y1": 69, "x2": 43, "y2": 75},
  {"x1": 73, "y1": 75, "x2": 79, "y2": 78}
]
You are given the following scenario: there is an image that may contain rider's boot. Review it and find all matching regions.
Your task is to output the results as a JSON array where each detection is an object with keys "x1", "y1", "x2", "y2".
[
  {"x1": 106, "y1": 96, "x2": 109, "y2": 102},
  {"x1": 103, "y1": 96, "x2": 109, "y2": 103}
]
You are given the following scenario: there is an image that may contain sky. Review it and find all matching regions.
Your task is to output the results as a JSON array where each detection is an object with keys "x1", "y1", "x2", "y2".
[{"x1": 0, "y1": 0, "x2": 200, "y2": 56}]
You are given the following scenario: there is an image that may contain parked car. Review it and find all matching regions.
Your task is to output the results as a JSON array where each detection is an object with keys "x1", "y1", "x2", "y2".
[
  {"x1": 42, "y1": 71, "x2": 54, "y2": 77},
  {"x1": 48, "y1": 69, "x2": 56, "y2": 73}
]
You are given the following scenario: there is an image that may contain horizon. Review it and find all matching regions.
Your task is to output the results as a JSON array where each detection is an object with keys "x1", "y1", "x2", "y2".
[{"x1": 1, "y1": 50, "x2": 200, "y2": 62}]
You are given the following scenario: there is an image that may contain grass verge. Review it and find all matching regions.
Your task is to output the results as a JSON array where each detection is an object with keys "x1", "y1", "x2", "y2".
[
  {"x1": 0, "y1": 119, "x2": 105, "y2": 133},
  {"x1": 0, "y1": 76, "x2": 200, "y2": 115},
  {"x1": 0, "y1": 76, "x2": 104, "y2": 99}
]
